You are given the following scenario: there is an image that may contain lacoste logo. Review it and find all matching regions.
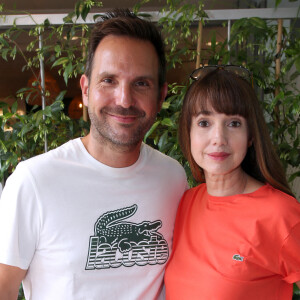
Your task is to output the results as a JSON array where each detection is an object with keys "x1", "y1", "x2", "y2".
[
  {"x1": 232, "y1": 254, "x2": 244, "y2": 262},
  {"x1": 86, "y1": 204, "x2": 169, "y2": 270}
]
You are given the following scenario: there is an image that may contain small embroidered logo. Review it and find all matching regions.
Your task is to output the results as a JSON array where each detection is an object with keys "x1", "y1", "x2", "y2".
[{"x1": 232, "y1": 254, "x2": 244, "y2": 262}]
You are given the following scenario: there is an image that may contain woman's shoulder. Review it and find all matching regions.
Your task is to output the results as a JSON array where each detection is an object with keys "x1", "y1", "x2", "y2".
[
  {"x1": 249, "y1": 183, "x2": 300, "y2": 218},
  {"x1": 244, "y1": 176, "x2": 295, "y2": 202},
  {"x1": 244, "y1": 176, "x2": 264, "y2": 194},
  {"x1": 178, "y1": 183, "x2": 207, "y2": 207},
  {"x1": 184, "y1": 183, "x2": 207, "y2": 196},
  {"x1": 252, "y1": 183, "x2": 296, "y2": 201}
]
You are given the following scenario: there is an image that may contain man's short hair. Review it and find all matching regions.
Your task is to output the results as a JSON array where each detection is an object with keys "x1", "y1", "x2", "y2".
[{"x1": 85, "y1": 9, "x2": 166, "y2": 89}]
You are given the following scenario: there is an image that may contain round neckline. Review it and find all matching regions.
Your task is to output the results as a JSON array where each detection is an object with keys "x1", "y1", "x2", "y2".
[
  {"x1": 74, "y1": 138, "x2": 146, "y2": 177},
  {"x1": 205, "y1": 183, "x2": 269, "y2": 202}
]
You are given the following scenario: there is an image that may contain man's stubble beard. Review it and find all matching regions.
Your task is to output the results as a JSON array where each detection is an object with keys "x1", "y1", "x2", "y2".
[{"x1": 88, "y1": 105, "x2": 157, "y2": 151}]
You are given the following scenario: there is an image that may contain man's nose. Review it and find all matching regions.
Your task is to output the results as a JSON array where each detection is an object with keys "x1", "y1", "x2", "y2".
[{"x1": 115, "y1": 83, "x2": 134, "y2": 108}]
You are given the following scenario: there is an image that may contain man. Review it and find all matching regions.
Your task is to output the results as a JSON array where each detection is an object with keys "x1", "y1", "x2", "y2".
[{"x1": 0, "y1": 9, "x2": 187, "y2": 300}]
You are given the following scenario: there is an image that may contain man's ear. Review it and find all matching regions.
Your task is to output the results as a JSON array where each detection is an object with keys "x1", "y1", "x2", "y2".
[
  {"x1": 80, "y1": 74, "x2": 89, "y2": 107},
  {"x1": 158, "y1": 82, "x2": 168, "y2": 112}
]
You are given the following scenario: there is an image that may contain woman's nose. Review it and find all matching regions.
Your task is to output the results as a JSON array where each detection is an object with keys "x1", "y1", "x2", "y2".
[{"x1": 211, "y1": 124, "x2": 227, "y2": 146}]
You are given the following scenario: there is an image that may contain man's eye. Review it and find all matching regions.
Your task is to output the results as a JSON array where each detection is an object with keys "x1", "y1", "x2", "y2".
[
  {"x1": 198, "y1": 120, "x2": 209, "y2": 127},
  {"x1": 102, "y1": 78, "x2": 113, "y2": 84},
  {"x1": 135, "y1": 81, "x2": 149, "y2": 87},
  {"x1": 229, "y1": 121, "x2": 241, "y2": 127}
]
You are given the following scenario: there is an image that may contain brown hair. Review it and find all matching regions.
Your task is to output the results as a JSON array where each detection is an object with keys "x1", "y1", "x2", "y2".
[
  {"x1": 85, "y1": 8, "x2": 166, "y2": 89},
  {"x1": 179, "y1": 69, "x2": 294, "y2": 197}
]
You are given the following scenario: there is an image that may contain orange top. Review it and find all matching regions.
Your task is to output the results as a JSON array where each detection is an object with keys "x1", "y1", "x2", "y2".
[{"x1": 165, "y1": 184, "x2": 300, "y2": 300}]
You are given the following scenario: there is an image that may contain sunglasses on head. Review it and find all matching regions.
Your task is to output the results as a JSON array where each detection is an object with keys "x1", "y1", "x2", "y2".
[{"x1": 190, "y1": 64, "x2": 253, "y2": 86}]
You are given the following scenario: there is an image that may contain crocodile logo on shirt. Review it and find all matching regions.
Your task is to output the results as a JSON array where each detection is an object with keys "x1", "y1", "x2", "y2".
[
  {"x1": 85, "y1": 204, "x2": 169, "y2": 270},
  {"x1": 232, "y1": 254, "x2": 244, "y2": 262}
]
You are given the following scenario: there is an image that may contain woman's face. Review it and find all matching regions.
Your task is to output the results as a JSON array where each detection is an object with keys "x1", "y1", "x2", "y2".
[{"x1": 190, "y1": 105, "x2": 251, "y2": 178}]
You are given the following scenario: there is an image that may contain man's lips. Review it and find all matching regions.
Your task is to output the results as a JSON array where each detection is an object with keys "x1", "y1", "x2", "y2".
[
  {"x1": 102, "y1": 106, "x2": 145, "y2": 124},
  {"x1": 107, "y1": 113, "x2": 138, "y2": 123},
  {"x1": 207, "y1": 152, "x2": 230, "y2": 161}
]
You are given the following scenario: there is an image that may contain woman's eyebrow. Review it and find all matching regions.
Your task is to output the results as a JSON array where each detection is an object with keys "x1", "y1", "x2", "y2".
[{"x1": 195, "y1": 110, "x2": 212, "y2": 116}]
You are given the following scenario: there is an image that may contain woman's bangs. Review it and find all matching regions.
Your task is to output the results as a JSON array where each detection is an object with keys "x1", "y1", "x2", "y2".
[
  {"x1": 210, "y1": 86, "x2": 248, "y2": 117},
  {"x1": 189, "y1": 75, "x2": 249, "y2": 118}
]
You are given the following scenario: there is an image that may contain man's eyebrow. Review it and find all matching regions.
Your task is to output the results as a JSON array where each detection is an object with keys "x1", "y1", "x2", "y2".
[
  {"x1": 135, "y1": 75, "x2": 157, "y2": 82},
  {"x1": 95, "y1": 73, "x2": 156, "y2": 82},
  {"x1": 96, "y1": 72, "x2": 114, "y2": 80}
]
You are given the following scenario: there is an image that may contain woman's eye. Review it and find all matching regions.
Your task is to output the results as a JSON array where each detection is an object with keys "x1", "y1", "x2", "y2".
[
  {"x1": 229, "y1": 120, "x2": 241, "y2": 127},
  {"x1": 198, "y1": 120, "x2": 209, "y2": 127}
]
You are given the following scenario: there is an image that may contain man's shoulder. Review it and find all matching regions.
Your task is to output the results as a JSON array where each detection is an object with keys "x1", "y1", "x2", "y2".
[
  {"x1": 142, "y1": 144, "x2": 187, "y2": 183},
  {"x1": 143, "y1": 143, "x2": 184, "y2": 169},
  {"x1": 17, "y1": 138, "x2": 81, "y2": 171}
]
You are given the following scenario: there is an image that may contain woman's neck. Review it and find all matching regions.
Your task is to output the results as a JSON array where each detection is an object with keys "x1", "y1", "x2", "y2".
[
  {"x1": 205, "y1": 168, "x2": 248, "y2": 197},
  {"x1": 205, "y1": 169, "x2": 265, "y2": 197}
]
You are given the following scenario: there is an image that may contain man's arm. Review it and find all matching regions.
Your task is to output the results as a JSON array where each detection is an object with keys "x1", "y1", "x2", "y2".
[
  {"x1": 0, "y1": 263, "x2": 27, "y2": 300},
  {"x1": 297, "y1": 281, "x2": 300, "y2": 289}
]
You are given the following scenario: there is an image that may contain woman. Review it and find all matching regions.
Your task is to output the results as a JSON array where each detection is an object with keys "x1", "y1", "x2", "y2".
[{"x1": 164, "y1": 66, "x2": 300, "y2": 300}]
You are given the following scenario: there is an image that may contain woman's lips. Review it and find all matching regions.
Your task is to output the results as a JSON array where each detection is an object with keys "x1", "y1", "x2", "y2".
[{"x1": 207, "y1": 152, "x2": 230, "y2": 161}]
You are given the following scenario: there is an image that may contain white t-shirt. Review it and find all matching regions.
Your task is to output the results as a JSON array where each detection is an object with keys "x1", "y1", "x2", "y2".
[{"x1": 0, "y1": 138, "x2": 187, "y2": 300}]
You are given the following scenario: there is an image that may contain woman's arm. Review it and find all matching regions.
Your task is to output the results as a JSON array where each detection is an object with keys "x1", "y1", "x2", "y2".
[{"x1": 0, "y1": 263, "x2": 26, "y2": 300}]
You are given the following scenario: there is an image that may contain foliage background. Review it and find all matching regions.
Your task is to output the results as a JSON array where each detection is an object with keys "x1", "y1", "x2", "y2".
[
  {"x1": 0, "y1": 0, "x2": 299, "y2": 189},
  {"x1": 0, "y1": 0, "x2": 299, "y2": 298}
]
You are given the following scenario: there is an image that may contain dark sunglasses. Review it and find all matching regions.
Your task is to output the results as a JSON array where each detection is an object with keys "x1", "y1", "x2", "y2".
[{"x1": 190, "y1": 64, "x2": 253, "y2": 86}]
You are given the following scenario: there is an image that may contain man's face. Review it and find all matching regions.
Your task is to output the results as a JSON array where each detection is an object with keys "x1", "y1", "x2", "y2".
[{"x1": 81, "y1": 35, "x2": 167, "y2": 149}]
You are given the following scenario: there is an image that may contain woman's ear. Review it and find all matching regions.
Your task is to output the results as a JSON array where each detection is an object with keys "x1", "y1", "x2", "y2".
[{"x1": 248, "y1": 138, "x2": 253, "y2": 147}]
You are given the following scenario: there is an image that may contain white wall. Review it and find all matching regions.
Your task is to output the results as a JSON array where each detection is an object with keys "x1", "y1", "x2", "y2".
[{"x1": 267, "y1": 0, "x2": 300, "y2": 7}]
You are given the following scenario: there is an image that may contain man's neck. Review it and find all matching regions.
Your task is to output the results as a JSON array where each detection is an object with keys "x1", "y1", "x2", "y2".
[{"x1": 81, "y1": 134, "x2": 142, "y2": 168}]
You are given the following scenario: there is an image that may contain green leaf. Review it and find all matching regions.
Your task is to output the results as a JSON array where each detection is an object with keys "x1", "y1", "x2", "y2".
[
  {"x1": 50, "y1": 101, "x2": 64, "y2": 113},
  {"x1": 33, "y1": 110, "x2": 44, "y2": 126},
  {"x1": 158, "y1": 131, "x2": 168, "y2": 151},
  {"x1": 144, "y1": 121, "x2": 160, "y2": 142},
  {"x1": 0, "y1": 139, "x2": 8, "y2": 153},
  {"x1": 162, "y1": 102, "x2": 170, "y2": 109},
  {"x1": 54, "y1": 45, "x2": 61, "y2": 54},
  {"x1": 10, "y1": 45, "x2": 17, "y2": 59},
  {"x1": 75, "y1": 1, "x2": 82, "y2": 18},
  {"x1": 43, "y1": 106, "x2": 52, "y2": 117},
  {"x1": 81, "y1": 5, "x2": 90, "y2": 21},
  {"x1": 161, "y1": 118, "x2": 175, "y2": 127},
  {"x1": 11, "y1": 101, "x2": 18, "y2": 114},
  {"x1": 63, "y1": 12, "x2": 75, "y2": 23},
  {"x1": 1, "y1": 48, "x2": 9, "y2": 61},
  {"x1": 63, "y1": 63, "x2": 73, "y2": 85},
  {"x1": 55, "y1": 91, "x2": 67, "y2": 102},
  {"x1": 43, "y1": 19, "x2": 50, "y2": 27},
  {"x1": 16, "y1": 140, "x2": 27, "y2": 150},
  {"x1": 19, "y1": 123, "x2": 33, "y2": 138},
  {"x1": 0, "y1": 36, "x2": 9, "y2": 47},
  {"x1": 289, "y1": 171, "x2": 300, "y2": 182},
  {"x1": 52, "y1": 57, "x2": 69, "y2": 67},
  {"x1": 295, "y1": 57, "x2": 300, "y2": 72}
]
